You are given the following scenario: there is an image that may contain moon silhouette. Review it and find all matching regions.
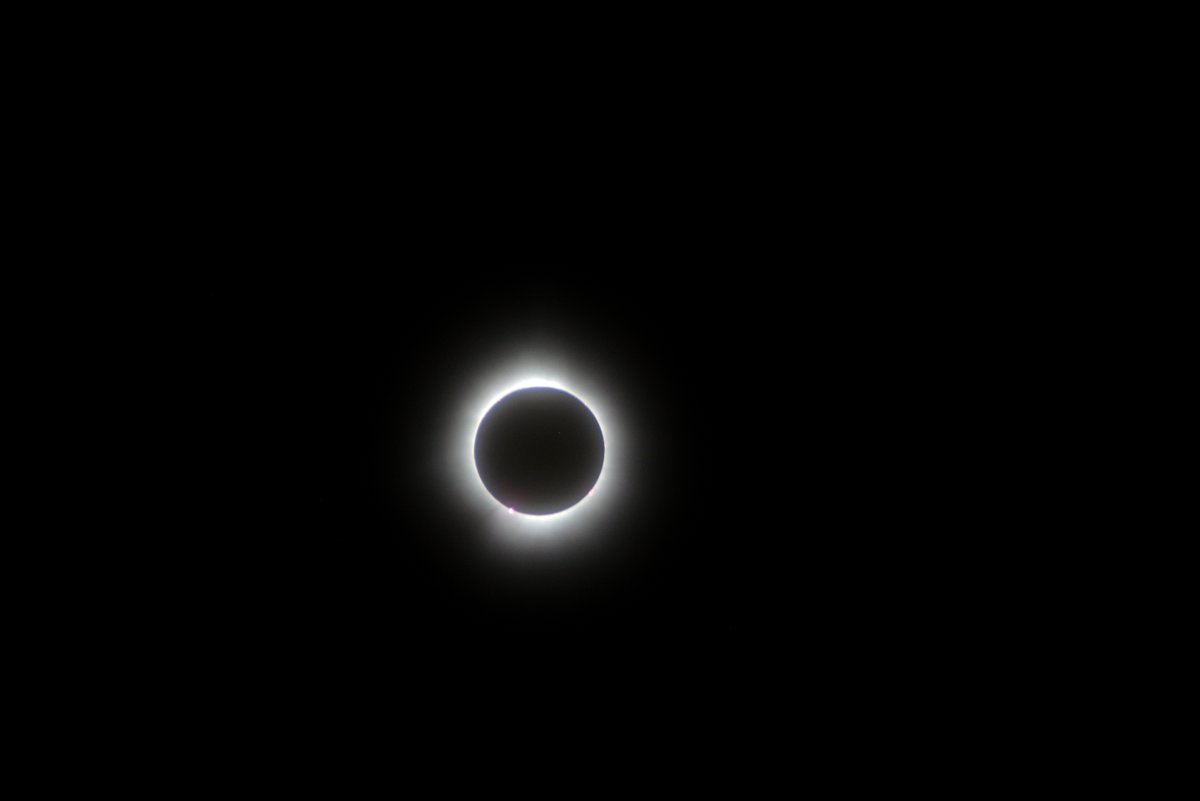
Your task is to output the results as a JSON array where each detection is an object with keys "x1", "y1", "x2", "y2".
[{"x1": 474, "y1": 387, "x2": 605, "y2": 515}]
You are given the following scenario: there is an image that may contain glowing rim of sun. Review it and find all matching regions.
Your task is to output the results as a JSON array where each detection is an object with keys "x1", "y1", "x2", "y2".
[
  {"x1": 469, "y1": 378, "x2": 608, "y2": 523},
  {"x1": 451, "y1": 364, "x2": 625, "y2": 539},
  {"x1": 472, "y1": 382, "x2": 605, "y2": 520}
]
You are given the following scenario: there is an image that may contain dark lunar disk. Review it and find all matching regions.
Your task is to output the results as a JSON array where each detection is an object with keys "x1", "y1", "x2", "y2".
[{"x1": 474, "y1": 387, "x2": 605, "y2": 515}]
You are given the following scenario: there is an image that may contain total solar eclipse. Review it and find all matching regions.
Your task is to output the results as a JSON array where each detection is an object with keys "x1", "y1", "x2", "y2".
[{"x1": 474, "y1": 387, "x2": 605, "y2": 516}]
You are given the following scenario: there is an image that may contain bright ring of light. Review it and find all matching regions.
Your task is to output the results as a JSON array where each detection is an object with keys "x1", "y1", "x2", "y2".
[
  {"x1": 471, "y1": 380, "x2": 606, "y2": 521},
  {"x1": 445, "y1": 352, "x2": 628, "y2": 547}
]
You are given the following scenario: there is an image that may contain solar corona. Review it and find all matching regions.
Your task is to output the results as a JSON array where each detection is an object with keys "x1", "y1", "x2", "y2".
[
  {"x1": 474, "y1": 386, "x2": 604, "y2": 516},
  {"x1": 446, "y1": 361, "x2": 626, "y2": 546}
]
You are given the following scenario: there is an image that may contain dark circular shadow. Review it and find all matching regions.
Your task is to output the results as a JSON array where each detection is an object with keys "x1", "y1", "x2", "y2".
[{"x1": 474, "y1": 387, "x2": 604, "y2": 515}]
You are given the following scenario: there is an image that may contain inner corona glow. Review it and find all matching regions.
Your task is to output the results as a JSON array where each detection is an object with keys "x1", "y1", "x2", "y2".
[
  {"x1": 473, "y1": 379, "x2": 604, "y2": 521},
  {"x1": 450, "y1": 362, "x2": 625, "y2": 542}
]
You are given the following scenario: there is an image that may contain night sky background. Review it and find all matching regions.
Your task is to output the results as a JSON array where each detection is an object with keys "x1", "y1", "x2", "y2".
[
  {"x1": 71, "y1": 32, "x2": 1010, "y2": 739},
  {"x1": 8, "y1": 7, "x2": 1094, "y2": 782},
  {"x1": 154, "y1": 257, "x2": 976, "y2": 723}
]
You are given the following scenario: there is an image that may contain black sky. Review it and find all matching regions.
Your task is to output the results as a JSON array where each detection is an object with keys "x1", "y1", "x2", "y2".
[
  {"x1": 158, "y1": 257, "x2": 962, "y2": 705},
  {"x1": 20, "y1": 10, "x2": 1068, "y2": 778},
  {"x1": 94, "y1": 47, "x2": 999, "y2": 715}
]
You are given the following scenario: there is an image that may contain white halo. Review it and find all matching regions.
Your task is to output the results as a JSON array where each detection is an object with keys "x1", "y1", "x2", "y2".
[
  {"x1": 446, "y1": 352, "x2": 628, "y2": 549},
  {"x1": 473, "y1": 381, "x2": 605, "y2": 519}
]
